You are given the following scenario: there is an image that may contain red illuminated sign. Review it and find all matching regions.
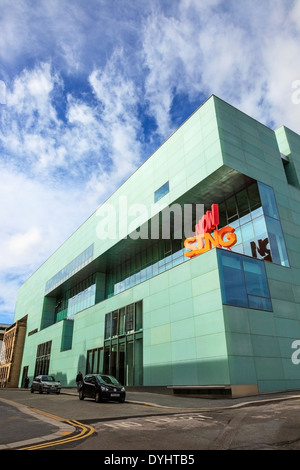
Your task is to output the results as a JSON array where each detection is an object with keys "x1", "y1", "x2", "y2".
[{"x1": 184, "y1": 204, "x2": 237, "y2": 258}]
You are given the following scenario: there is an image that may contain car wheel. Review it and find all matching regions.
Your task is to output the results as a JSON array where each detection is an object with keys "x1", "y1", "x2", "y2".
[
  {"x1": 95, "y1": 391, "x2": 102, "y2": 403},
  {"x1": 118, "y1": 398, "x2": 125, "y2": 403},
  {"x1": 39, "y1": 387, "x2": 43, "y2": 394},
  {"x1": 79, "y1": 389, "x2": 84, "y2": 400},
  {"x1": 31, "y1": 388, "x2": 34, "y2": 393},
  {"x1": 56, "y1": 391, "x2": 60, "y2": 395}
]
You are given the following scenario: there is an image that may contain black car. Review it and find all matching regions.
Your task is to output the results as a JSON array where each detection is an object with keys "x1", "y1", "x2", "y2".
[{"x1": 79, "y1": 374, "x2": 126, "y2": 403}]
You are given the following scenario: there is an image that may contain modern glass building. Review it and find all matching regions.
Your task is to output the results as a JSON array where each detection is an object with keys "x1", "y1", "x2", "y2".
[{"x1": 11, "y1": 95, "x2": 300, "y2": 397}]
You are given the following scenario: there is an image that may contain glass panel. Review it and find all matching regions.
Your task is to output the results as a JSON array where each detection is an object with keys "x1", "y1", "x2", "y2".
[
  {"x1": 111, "y1": 345, "x2": 117, "y2": 378},
  {"x1": 103, "y1": 346, "x2": 110, "y2": 375},
  {"x1": 248, "y1": 183, "x2": 261, "y2": 212},
  {"x1": 236, "y1": 188, "x2": 251, "y2": 223},
  {"x1": 248, "y1": 295, "x2": 272, "y2": 311},
  {"x1": 86, "y1": 351, "x2": 92, "y2": 374},
  {"x1": 112, "y1": 310, "x2": 118, "y2": 337},
  {"x1": 258, "y1": 183, "x2": 279, "y2": 219},
  {"x1": 218, "y1": 202, "x2": 227, "y2": 228},
  {"x1": 135, "y1": 301, "x2": 143, "y2": 331},
  {"x1": 217, "y1": 250, "x2": 272, "y2": 311},
  {"x1": 231, "y1": 243, "x2": 244, "y2": 255},
  {"x1": 242, "y1": 257, "x2": 270, "y2": 298},
  {"x1": 126, "y1": 340, "x2": 134, "y2": 386},
  {"x1": 154, "y1": 181, "x2": 169, "y2": 203},
  {"x1": 253, "y1": 215, "x2": 267, "y2": 240},
  {"x1": 104, "y1": 313, "x2": 112, "y2": 339},
  {"x1": 226, "y1": 195, "x2": 238, "y2": 222},
  {"x1": 92, "y1": 350, "x2": 99, "y2": 373},
  {"x1": 217, "y1": 250, "x2": 248, "y2": 307},
  {"x1": 265, "y1": 217, "x2": 290, "y2": 267},
  {"x1": 118, "y1": 342, "x2": 125, "y2": 385},
  {"x1": 45, "y1": 244, "x2": 94, "y2": 293},
  {"x1": 251, "y1": 216, "x2": 271, "y2": 261},
  {"x1": 241, "y1": 222, "x2": 255, "y2": 257},
  {"x1": 251, "y1": 206, "x2": 263, "y2": 220},
  {"x1": 134, "y1": 337, "x2": 143, "y2": 386},
  {"x1": 125, "y1": 304, "x2": 135, "y2": 333},
  {"x1": 99, "y1": 348, "x2": 104, "y2": 374},
  {"x1": 118, "y1": 308, "x2": 126, "y2": 335}
]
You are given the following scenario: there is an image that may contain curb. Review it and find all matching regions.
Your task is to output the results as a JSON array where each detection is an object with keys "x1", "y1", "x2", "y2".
[
  {"x1": 0, "y1": 397, "x2": 75, "y2": 450},
  {"x1": 60, "y1": 389, "x2": 300, "y2": 411}
]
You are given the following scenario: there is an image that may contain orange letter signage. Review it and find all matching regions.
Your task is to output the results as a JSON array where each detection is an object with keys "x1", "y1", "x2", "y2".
[{"x1": 184, "y1": 204, "x2": 237, "y2": 258}]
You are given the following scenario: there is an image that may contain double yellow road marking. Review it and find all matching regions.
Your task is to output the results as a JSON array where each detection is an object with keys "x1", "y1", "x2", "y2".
[{"x1": 16, "y1": 408, "x2": 95, "y2": 450}]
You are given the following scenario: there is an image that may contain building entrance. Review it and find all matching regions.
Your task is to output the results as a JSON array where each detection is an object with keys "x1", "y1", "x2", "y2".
[{"x1": 87, "y1": 301, "x2": 143, "y2": 386}]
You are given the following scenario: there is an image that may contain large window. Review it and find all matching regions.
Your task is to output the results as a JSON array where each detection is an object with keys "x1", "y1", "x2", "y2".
[
  {"x1": 106, "y1": 238, "x2": 185, "y2": 297},
  {"x1": 258, "y1": 182, "x2": 289, "y2": 267},
  {"x1": 105, "y1": 301, "x2": 143, "y2": 339},
  {"x1": 105, "y1": 183, "x2": 289, "y2": 301},
  {"x1": 55, "y1": 274, "x2": 96, "y2": 322},
  {"x1": 219, "y1": 182, "x2": 289, "y2": 267},
  {"x1": 34, "y1": 341, "x2": 52, "y2": 377},
  {"x1": 86, "y1": 348, "x2": 104, "y2": 375},
  {"x1": 103, "y1": 301, "x2": 143, "y2": 386},
  {"x1": 45, "y1": 244, "x2": 94, "y2": 294},
  {"x1": 217, "y1": 250, "x2": 272, "y2": 311}
]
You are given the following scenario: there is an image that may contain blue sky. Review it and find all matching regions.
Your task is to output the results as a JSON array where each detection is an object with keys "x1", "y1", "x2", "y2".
[{"x1": 0, "y1": 0, "x2": 300, "y2": 324}]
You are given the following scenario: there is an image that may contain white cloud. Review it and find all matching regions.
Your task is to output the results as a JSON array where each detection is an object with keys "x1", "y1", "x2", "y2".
[
  {"x1": 67, "y1": 99, "x2": 96, "y2": 125},
  {"x1": 141, "y1": 0, "x2": 300, "y2": 135},
  {"x1": 8, "y1": 227, "x2": 42, "y2": 258},
  {"x1": 1, "y1": 0, "x2": 300, "y2": 324},
  {"x1": 0, "y1": 80, "x2": 6, "y2": 105},
  {"x1": 0, "y1": 52, "x2": 144, "y2": 322},
  {"x1": 0, "y1": 163, "x2": 100, "y2": 323},
  {"x1": 87, "y1": 48, "x2": 143, "y2": 198}
]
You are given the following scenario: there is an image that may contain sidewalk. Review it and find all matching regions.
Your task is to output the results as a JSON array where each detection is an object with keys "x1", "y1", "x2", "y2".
[{"x1": 62, "y1": 387, "x2": 300, "y2": 411}]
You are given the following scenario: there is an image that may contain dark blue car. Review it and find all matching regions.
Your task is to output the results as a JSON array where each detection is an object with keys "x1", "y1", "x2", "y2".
[{"x1": 79, "y1": 374, "x2": 126, "y2": 403}]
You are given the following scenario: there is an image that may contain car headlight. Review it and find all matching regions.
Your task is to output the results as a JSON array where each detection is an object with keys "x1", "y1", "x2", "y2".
[
  {"x1": 121, "y1": 387, "x2": 125, "y2": 392},
  {"x1": 101, "y1": 386, "x2": 109, "y2": 391}
]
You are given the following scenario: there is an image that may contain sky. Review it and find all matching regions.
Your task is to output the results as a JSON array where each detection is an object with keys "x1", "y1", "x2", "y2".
[{"x1": 0, "y1": 0, "x2": 300, "y2": 324}]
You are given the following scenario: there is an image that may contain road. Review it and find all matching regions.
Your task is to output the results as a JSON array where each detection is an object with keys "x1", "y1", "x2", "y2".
[{"x1": 1, "y1": 389, "x2": 300, "y2": 453}]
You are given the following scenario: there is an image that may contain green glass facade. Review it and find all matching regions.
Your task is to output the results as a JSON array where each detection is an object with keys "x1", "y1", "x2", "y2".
[{"x1": 13, "y1": 95, "x2": 300, "y2": 397}]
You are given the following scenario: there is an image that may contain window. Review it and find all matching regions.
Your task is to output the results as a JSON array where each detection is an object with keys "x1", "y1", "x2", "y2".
[
  {"x1": 265, "y1": 217, "x2": 289, "y2": 267},
  {"x1": 217, "y1": 250, "x2": 272, "y2": 311},
  {"x1": 154, "y1": 181, "x2": 169, "y2": 203},
  {"x1": 258, "y1": 182, "x2": 289, "y2": 267},
  {"x1": 86, "y1": 348, "x2": 103, "y2": 374},
  {"x1": 112, "y1": 310, "x2": 118, "y2": 337},
  {"x1": 104, "y1": 312, "x2": 112, "y2": 339},
  {"x1": 104, "y1": 182, "x2": 289, "y2": 303},
  {"x1": 125, "y1": 304, "x2": 134, "y2": 333},
  {"x1": 118, "y1": 308, "x2": 126, "y2": 335},
  {"x1": 34, "y1": 341, "x2": 52, "y2": 377},
  {"x1": 217, "y1": 250, "x2": 248, "y2": 307},
  {"x1": 258, "y1": 182, "x2": 279, "y2": 219},
  {"x1": 54, "y1": 274, "x2": 97, "y2": 322},
  {"x1": 221, "y1": 182, "x2": 289, "y2": 268},
  {"x1": 45, "y1": 244, "x2": 94, "y2": 294},
  {"x1": 219, "y1": 183, "x2": 267, "y2": 260},
  {"x1": 103, "y1": 301, "x2": 143, "y2": 386}
]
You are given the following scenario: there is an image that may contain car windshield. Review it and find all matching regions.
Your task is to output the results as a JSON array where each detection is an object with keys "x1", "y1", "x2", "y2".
[
  {"x1": 42, "y1": 376, "x2": 55, "y2": 382},
  {"x1": 96, "y1": 375, "x2": 120, "y2": 386}
]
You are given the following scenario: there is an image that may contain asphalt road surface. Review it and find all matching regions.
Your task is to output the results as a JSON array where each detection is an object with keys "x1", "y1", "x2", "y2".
[{"x1": 1, "y1": 389, "x2": 300, "y2": 453}]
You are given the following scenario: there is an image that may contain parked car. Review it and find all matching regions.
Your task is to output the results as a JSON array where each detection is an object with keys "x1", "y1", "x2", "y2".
[
  {"x1": 31, "y1": 375, "x2": 61, "y2": 394},
  {"x1": 79, "y1": 374, "x2": 126, "y2": 403}
]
